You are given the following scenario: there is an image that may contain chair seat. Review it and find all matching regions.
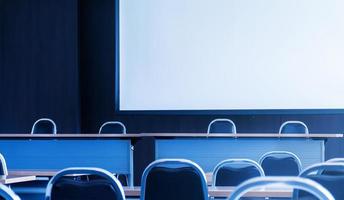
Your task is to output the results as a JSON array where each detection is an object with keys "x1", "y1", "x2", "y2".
[
  {"x1": 52, "y1": 179, "x2": 119, "y2": 200},
  {"x1": 145, "y1": 167, "x2": 206, "y2": 200}
]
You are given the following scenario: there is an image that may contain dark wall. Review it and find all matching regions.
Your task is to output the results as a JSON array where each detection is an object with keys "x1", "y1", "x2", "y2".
[{"x1": 0, "y1": 0, "x2": 80, "y2": 133}]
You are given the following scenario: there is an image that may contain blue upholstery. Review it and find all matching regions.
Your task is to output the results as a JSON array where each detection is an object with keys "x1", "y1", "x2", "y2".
[
  {"x1": 141, "y1": 159, "x2": 208, "y2": 200},
  {"x1": 207, "y1": 119, "x2": 236, "y2": 134},
  {"x1": 99, "y1": 121, "x2": 126, "y2": 134},
  {"x1": 229, "y1": 177, "x2": 334, "y2": 200},
  {"x1": 259, "y1": 151, "x2": 301, "y2": 176},
  {"x1": 45, "y1": 167, "x2": 125, "y2": 200},
  {"x1": 31, "y1": 118, "x2": 57, "y2": 134},
  {"x1": 279, "y1": 121, "x2": 309, "y2": 134},
  {"x1": 296, "y1": 163, "x2": 344, "y2": 200},
  {"x1": 0, "y1": 185, "x2": 21, "y2": 200},
  {"x1": 213, "y1": 159, "x2": 264, "y2": 187}
]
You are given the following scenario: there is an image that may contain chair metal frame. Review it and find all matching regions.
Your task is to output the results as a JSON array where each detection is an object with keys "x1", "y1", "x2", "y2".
[
  {"x1": 259, "y1": 151, "x2": 302, "y2": 174},
  {"x1": 140, "y1": 159, "x2": 208, "y2": 200},
  {"x1": 207, "y1": 118, "x2": 237, "y2": 134},
  {"x1": 45, "y1": 167, "x2": 125, "y2": 200},
  {"x1": 326, "y1": 158, "x2": 344, "y2": 163},
  {"x1": 228, "y1": 176, "x2": 334, "y2": 200},
  {"x1": 0, "y1": 153, "x2": 8, "y2": 176},
  {"x1": 0, "y1": 184, "x2": 21, "y2": 200},
  {"x1": 279, "y1": 121, "x2": 309, "y2": 134},
  {"x1": 300, "y1": 162, "x2": 344, "y2": 177},
  {"x1": 31, "y1": 118, "x2": 57, "y2": 134},
  {"x1": 294, "y1": 162, "x2": 344, "y2": 199},
  {"x1": 212, "y1": 158, "x2": 265, "y2": 187},
  {"x1": 99, "y1": 121, "x2": 127, "y2": 134}
]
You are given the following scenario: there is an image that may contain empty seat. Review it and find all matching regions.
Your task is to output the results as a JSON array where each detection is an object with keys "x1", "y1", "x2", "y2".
[
  {"x1": 259, "y1": 151, "x2": 301, "y2": 176},
  {"x1": 229, "y1": 176, "x2": 334, "y2": 200},
  {"x1": 31, "y1": 118, "x2": 57, "y2": 134},
  {"x1": 141, "y1": 159, "x2": 208, "y2": 200},
  {"x1": 99, "y1": 121, "x2": 128, "y2": 186},
  {"x1": 207, "y1": 119, "x2": 236, "y2": 134},
  {"x1": 99, "y1": 121, "x2": 126, "y2": 134},
  {"x1": 296, "y1": 163, "x2": 344, "y2": 200},
  {"x1": 279, "y1": 121, "x2": 309, "y2": 134},
  {"x1": 45, "y1": 167, "x2": 125, "y2": 200},
  {"x1": 213, "y1": 159, "x2": 264, "y2": 187}
]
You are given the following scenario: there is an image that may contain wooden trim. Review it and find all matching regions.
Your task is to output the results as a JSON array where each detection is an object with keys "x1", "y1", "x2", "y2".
[
  {"x1": 0, "y1": 133, "x2": 341, "y2": 139},
  {"x1": 0, "y1": 175, "x2": 36, "y2": 184},
  {"x1": 123, "y1": 186, "x2": 292, "y2": 198}
]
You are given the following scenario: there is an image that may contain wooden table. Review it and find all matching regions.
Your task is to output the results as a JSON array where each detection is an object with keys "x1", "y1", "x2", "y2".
[
  {"x1": 123, "y1": 186, "x2": 292, "y2": 198},
  {"x1": 0, "y1": 175, "x2": 36, "y2": 184}
]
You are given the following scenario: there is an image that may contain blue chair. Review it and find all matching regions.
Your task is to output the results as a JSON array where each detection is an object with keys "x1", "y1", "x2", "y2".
[
  {"x1": 0, "y1": 154, "x2": 8, "y2": 176},
  {"x1": 259, "y1": 151, "x2": 302, "y2": 176},
  {"x1": 0, "y1": 184, "x2": 21, "y2": 200},
  {"x1": 31, "y1": 118, "x2": 57, "y2": 134},
  {"x1": 212, "y1": 159, "x2": 264, "y2": 187},
  {"x1": 45, "y1": 167, "x2": 125, "y2": 200},
  {"x1": 296, "y1": 163, "x2": 344, "y2": 199},
  {"x1": 207, "y1": 119, "x2": 237, "y2": 134},
  {"x1": 229, "y1": 176, "x2": 334, "y2": 200},
  {"x1": 99, "y1": 121, "x2": 126, "y2": 134},
  {"x1": 279, "y1": 121, "x2": 309, "y2": 134},
  {"x1": 99, "y1": 121, "x2": 128, "y2": 186},
  {"x1": 141, "y1": 159, "x2": 208, "y2": 200}
]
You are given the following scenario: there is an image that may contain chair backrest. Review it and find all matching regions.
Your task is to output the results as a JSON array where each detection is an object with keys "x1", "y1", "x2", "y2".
[
  {"x1": 259, "y1": 151, "x2": 302, "y2": 176},
  {"x1": 45, "y1": 167, "x2": 125, "y2": 200},
  {"x1": 99, "y1": 121, "x2": 126, "y2": 134},
  {"x1": 207, "y1": 119, "x2": 237, "y2": 134},
  {"x1": 141, "y1": 159, "x2": 208, "y2": 200},
  {"x1": 279, "y1": 121, "x2": 309, "y2": 134},
  {"x1": 0, "y1": 184, "x2": 21, "y2": 200},
  {"x1": 228, "y1": 176, "x2": 334, "y2": 200},
  {"x1": 296, "y1": 163, "x2": 344, "y2": 200},
  {"x1": 31, "y1": 118, "x2": 57, "y2": 134},
  {"x1": 212, "y1": 159, "x2": 264, "y2": 187},
  {"x1": 0, "y1": 154, "x2": 8, "y2": 176}
]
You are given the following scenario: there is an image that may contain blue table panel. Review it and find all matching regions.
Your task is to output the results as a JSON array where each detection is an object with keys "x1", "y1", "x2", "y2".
[
  {"x1": 0, "y1": 139, "x2": 132, "y2": 174},
  {"x1": 156, "y1": 138, "x2": 324, "y2": 172}
]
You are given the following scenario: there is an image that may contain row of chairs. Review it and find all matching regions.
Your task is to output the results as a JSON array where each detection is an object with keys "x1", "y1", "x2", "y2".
[
  {"x1": 32, "y1": 118, "x2": 309, "y2": 134},
  {"x1": 0, "y1": 158, "x2": 340, "y2": 200}
]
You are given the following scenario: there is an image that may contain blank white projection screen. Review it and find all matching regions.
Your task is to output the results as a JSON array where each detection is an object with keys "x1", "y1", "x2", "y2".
[{"x1": 119, "y1": 0, "x2": 344, "y2": 111}]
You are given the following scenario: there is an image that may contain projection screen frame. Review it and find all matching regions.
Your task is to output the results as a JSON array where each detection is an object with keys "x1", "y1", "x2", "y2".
[{"x1": 114, "y1": 0, "x2": 344, "y2": 115}]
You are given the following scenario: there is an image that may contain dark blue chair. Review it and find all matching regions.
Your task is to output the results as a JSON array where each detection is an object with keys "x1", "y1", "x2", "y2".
[
  {"x1": 279, "y1": 121, "x2": 309, "y2": 134},
  {"x1": 212, "y1": 159, "x2": 264, "y2": 187},
  {"x1": 31, "y1": 118, "x2": 57, "y2": 134},
  {"x1": 99, "y1": 121, "x2": 126, "y2": 134},
  {"x1": 207, "y1": 119, "x2": 237, "y2": 134},
  {"x1": 259, "y1": 151, "x2": 302, "y2": 176},
  {"x1": 296, "y1": 163, "x2": 344, "y2": 200},
  {"x1": 0, "y1": 154, "x2": 8, "y2": 176},
  {"x1": 0, "y1": 184, "x2": 21, "y2": 200},
  {"x1": 141, "y1": 159, "x2": 208, "y2": 200},
  {"x1": 99, "y1": 121, "x2": 128, "y2": 186},
  {"x1": 229, "y1": 177, "x2": 334, "y2": 200},
  {"x1": 45, "y1": 167, "x2": 125, "y2": 200}
]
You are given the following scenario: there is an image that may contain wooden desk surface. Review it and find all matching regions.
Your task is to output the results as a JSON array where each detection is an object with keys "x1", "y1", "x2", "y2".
[
  {"x1": 0, "y1": 133, "x2": 341, "y2": 138},
  {"x1": 123, "y1": 186, "x2": 292, "y2": 198},
  {"x1": 0, "y1": 175, "x2": 36, "y2": 184}
]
